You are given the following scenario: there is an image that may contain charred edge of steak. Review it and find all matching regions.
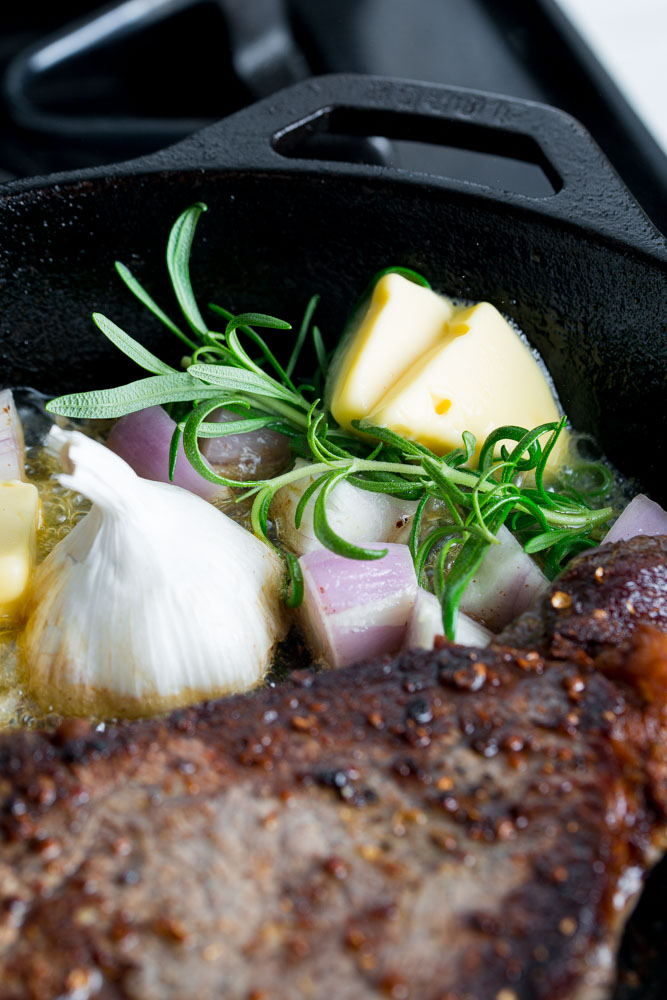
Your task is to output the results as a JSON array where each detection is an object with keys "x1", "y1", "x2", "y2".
[{"x1": 497, "y1": 535, "x2": 667, "y2": 663}]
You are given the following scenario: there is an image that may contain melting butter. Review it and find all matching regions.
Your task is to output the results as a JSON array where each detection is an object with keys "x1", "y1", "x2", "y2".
[{"x1": 327, "y1": 274, "x2": 565, "y2": 466}]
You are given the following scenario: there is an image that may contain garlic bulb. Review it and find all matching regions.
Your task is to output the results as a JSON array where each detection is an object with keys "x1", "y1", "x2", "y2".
[{"x1": 23, "y1": 427, "x2": 288, "y2": 718}]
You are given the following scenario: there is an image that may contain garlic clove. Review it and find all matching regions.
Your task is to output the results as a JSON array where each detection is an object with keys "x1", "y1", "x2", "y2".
[{"x1": 24, "y1": 427, "x2": 288, "y2": 718}]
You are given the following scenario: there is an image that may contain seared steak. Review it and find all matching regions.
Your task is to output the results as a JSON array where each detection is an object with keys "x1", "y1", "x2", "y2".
[
  {"x1": 497, "y1": 534, "x2": 667, "y2": 660},
  {"x1": 0, "y1": 537, "x2": 666, "y2": 1000}
]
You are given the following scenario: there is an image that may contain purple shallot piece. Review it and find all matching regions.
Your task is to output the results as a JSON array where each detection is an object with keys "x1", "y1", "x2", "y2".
[
  {"x1": 298, "y1": 542, "x2": 418, "y2": 668},
  {"x1": 602, "y1": 493, "x2": 667, "y2": 544}
]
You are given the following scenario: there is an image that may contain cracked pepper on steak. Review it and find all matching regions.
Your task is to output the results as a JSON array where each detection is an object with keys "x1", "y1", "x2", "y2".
[{"x1": 0, "y1": 535, "x2": 666, "y2": 1000}]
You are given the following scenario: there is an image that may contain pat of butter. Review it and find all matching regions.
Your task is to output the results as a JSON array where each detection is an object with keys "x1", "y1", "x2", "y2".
[
  {"x1": 0, "y1": 481, "x2": 40, "y2": 623},
  {"x1": 328, "y1": 273, "x2": 454, "y2": 433},
  {"x1": 367, "y1": 301, "x2": 563, "y2": 463}
]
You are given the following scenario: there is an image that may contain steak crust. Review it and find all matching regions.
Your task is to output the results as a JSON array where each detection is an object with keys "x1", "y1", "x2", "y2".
[
  {"x1": 0, "y1": 538, "x2": 666, "y2": 1000},
  {"x1": 497, "y1": 535, "x2": 667, "y2": 660}
]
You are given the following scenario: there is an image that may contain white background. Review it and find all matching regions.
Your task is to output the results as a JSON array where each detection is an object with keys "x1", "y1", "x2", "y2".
[{"x1": 553, "y1": 0, "x2": 667, "y2": 153}]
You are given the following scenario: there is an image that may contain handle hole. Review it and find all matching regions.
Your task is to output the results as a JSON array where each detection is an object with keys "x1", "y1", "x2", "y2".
[{"x1": 273, "y1": 106, "x2": 561, "y2": 197}]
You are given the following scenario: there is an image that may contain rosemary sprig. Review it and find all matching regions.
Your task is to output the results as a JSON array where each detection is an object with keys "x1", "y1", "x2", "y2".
[{"x1": 46, "y1": 202, "x2": 616, "y2": 640}]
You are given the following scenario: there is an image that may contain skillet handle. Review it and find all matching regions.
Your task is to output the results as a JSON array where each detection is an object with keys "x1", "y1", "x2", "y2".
[{"x1": 146, "y1": 74, "x2": 666, "y2": 258}]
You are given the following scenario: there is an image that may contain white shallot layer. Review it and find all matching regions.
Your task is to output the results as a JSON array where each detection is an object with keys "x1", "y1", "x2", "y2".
[
  {"x1": 274, "y1": 459, "x2": 417, "y2": 556},
  {"x1": 459, "y1": 524, "x2": 549, "y2": 632},
  {"x1": 23, "y1": 428, "x2": 287, "y2": 717},
  {"x1": 405, "y1": 587, "x2": 493, "y2": 650}
]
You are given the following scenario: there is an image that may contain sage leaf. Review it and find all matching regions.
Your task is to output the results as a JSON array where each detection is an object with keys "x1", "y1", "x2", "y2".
[
  {"x1": 166, "y1": 202, "x2": 208, "y2": 337},
  {"x1": 46, "y1": 373, "x2": 220, "y2": 419}
]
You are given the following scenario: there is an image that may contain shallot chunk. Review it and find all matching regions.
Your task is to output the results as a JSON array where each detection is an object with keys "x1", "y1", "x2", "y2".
[
  {"x1": 405, "y1": 588, "x2": 493, "y2": 650},
  {"x1": 602, "y1": 493, "x2": 667, "y2": 544},
  {"x1": 459, "y1": 525, "x2": 549, "y2": 631},
  {"x1": 275, "y1": 460, "x2": 417, "y2": 556},
  {"x1": 107, "y1": 406, "x2": 291, "y2": 502},
  {"x1": 200, "y1": 409, "x2": 290, "y2": 481},
  {"x1": 106, "y1": 406, "x2": 226, "y2": 502},
  {"x1": 298, "y1": 543, "x2": 418, "y2": 668},
  {"x1": 0, "y1": 389, "x2": 25, "y2": 482}
]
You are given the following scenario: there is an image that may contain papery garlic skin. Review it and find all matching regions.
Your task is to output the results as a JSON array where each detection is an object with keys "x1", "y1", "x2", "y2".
[{"x1": 23, "y1": 428, "x2": 288, "y2": 718}]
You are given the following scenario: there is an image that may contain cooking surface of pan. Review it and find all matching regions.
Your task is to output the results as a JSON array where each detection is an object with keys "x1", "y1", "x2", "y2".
[{"x1": 0, "y1": 74, "x2": 665, "y2": 997}]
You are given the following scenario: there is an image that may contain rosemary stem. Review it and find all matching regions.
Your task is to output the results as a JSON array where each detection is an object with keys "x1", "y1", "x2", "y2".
[
  {"x1": 244, "y1": 394, "x2": 311, "y2": 430},
  {"x1": 258, "y1": 460, "x2": 342, "y2": 494},
  {"x1": 521, "y1": 504, "x2": 613, "y2": 529},
  {"x1": 350, "y1": 458, "x2": 613, "y2": 530},
  {"x1": 352, "y1": 458, "x2": 488, "y2": 488}
]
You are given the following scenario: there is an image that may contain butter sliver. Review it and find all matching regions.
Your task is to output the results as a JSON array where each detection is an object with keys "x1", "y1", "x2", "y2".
[
  {"x1": 328, "y1": 273, "x2": 454, "y2": 433},
  {"x1": 367, "y1": 301, "x2": 564, "y2": 465},
  {"x1": 0, "y1": 481, "x2": 40, "y2": 623}
]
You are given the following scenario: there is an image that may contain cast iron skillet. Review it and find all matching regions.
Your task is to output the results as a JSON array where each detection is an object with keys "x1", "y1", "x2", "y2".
[{"x1": 0, "y1": 74, "x2": 666, "y2": 996}]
